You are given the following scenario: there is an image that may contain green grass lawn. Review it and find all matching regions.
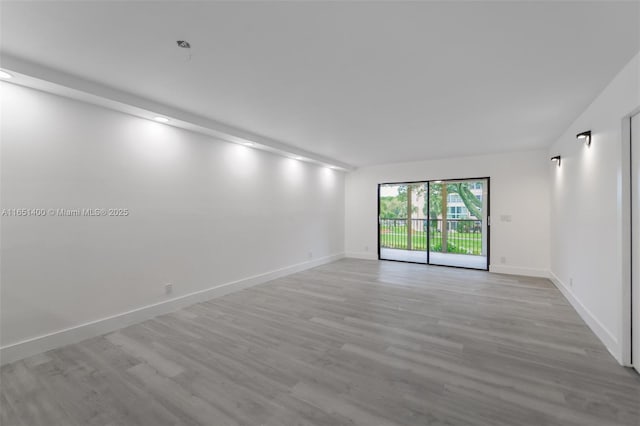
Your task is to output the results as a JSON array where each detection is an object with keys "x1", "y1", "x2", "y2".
[{"x1": 380, "y1": 226, "x2": 483, "y2": 255}]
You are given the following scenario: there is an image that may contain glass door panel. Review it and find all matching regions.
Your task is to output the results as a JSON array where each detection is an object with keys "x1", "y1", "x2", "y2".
[
  {"x1": 427, "y1": 179, "x2": 489, "y2": 270},
  {"x1": 379, "y1": 182, "x2": 428, "y2": 264}
]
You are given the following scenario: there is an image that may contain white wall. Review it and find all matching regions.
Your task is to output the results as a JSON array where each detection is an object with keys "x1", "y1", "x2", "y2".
[
  {"x1": 345, "y1": 150, "x2": 550, "y2": 277},
  {"x1": 548, "y1": 53, "x2": 640, "y2": 364},
  {"x1": 0, "y1": 83, "x2": 345, "y2": 361}
]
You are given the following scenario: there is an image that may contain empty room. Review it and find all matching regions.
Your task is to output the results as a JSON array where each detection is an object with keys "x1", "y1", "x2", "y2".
[{"x1": 1, "y1": 1, "x2": 640, "y2": 425}]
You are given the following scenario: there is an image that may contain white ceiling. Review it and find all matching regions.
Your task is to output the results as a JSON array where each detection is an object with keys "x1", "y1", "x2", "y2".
[{"x1": 1, "y1": 1, "x2": 638, "y2": 167}]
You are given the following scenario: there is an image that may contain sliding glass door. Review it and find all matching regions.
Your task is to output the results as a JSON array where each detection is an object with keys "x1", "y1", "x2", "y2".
[{"x1": 378, "y1": 178, "x2": 489, "y2": 270}]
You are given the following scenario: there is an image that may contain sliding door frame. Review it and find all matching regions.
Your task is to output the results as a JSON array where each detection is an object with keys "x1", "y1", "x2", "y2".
[{"x1": 377, "y1": 177, "x2": 490, "y2": 271}]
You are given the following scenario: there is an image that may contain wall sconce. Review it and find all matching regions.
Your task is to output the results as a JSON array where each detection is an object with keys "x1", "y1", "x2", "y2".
[
  {"x1": 576, "y1": 130, "x2": 591, "y2": 146},
  {"x1": 551, "y1": 155, "x2": 561, "y2": 167}
]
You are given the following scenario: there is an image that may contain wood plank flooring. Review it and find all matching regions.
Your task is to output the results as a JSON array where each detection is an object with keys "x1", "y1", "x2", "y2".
[{"x1": 2, "y1": 259, "x2": 639, "y2": 426}]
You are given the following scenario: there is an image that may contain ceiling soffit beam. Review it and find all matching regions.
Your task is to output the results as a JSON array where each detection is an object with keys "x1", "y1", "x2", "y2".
[{"x1": 0, "y1": 54, "x2": 355, "y2": 171}]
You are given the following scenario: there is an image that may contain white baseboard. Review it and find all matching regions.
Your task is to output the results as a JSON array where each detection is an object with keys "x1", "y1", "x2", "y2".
[
  {"x1": 489, "y1": 265, "x2": 549, "y2": 278},
  {"x1": 345, "y1": 255, "x2": 550, "y2": 278},
  {"x1": 548, "y1": 271, "x2": 621, "y2": 363},
  {"x1": 0, "y1": 253, "x2": 345, "y2": 366},
  {"x1": 345, "y1": 251, "x2": 378, "y2": 260}
]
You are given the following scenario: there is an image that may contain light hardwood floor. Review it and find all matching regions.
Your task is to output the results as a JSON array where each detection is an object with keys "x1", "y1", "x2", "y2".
[{"x1": 1, "y1": 259, "x2": 639, "y2": 426}]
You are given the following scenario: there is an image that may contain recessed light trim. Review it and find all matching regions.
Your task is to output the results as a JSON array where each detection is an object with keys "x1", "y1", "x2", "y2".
[
  {"x1": 154, "y1": 116, "x2": 170, "y2": 123},
  {"x1": 0, "y1": 70, "x2": 13, "y2": 79}
]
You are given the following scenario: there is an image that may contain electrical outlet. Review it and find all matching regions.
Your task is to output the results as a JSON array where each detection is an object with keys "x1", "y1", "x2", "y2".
[
  {"x1": 500, "y1": 256, "x2": 506, "y2": 264},
  {"x1": 165, "y1": 283, "x2": 173, "y2": 295}
]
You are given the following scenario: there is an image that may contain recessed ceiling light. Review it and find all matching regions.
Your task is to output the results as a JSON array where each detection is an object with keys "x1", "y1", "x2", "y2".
[
  {"x1": 0, "y1": 70, "x2": 13, "y2": 79},
  {"x1": 243, "y1": 142, "x2": 255, "y2": 147},
  {"x1": 154, "y1": 116, "x2": 170, "y2": 123},
  {"x1": 293, "y1": 156, "x2": 303, "y2": 160}
]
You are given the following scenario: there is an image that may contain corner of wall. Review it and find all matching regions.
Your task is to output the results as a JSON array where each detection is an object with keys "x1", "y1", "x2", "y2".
[
  {"x1": 345, "y1": 252, "x2": 378, "y2": 260},
  {"x1": 548, "y1": 271, "x2": 621, "y2": 363},
  {"x1": 489, "y1": 265, "x2": 549, "y2": 278}
]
